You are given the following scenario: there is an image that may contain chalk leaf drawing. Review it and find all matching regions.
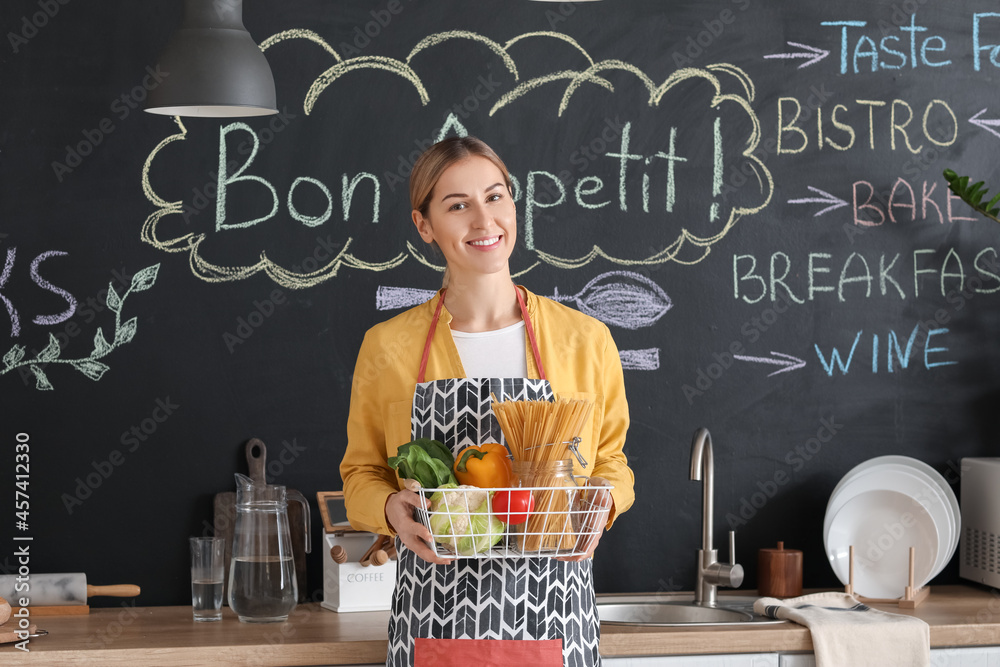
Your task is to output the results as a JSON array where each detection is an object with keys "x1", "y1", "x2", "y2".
[
  {"x1": 142, "y1": 28, "x2": 773, "y2": 288},
  {"x1": 1, "y1": 263, "x2": 160, "y2": 390}
]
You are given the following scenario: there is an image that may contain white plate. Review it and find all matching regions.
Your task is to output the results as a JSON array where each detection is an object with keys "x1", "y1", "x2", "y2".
[
  {"x1": 828, "y1": 455, "x2": 959, "y2": 574},
  {"x1": 832, "y1": 456, "x2": 959, "y2": 525},
  {"x1": 824, "y1": 466, "x2": 954, "y2": 579},
  {"x1": 825, "y1": 489, "x2": 940, "y2": 599}
]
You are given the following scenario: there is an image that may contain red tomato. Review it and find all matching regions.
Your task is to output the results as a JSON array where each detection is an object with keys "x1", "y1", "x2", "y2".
[{"x1": 492, "y1": 489, "x2": 534, "y2": 525}]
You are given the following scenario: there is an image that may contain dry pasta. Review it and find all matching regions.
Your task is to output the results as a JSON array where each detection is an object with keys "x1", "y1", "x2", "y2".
[{"x1": 490, "y1": 396, "x2": 595, "y2": 552}]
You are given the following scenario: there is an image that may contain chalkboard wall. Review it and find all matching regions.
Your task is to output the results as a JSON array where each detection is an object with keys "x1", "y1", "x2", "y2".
[{"x1": 3, "y1": 0, "x2": 999, "y2": 607}]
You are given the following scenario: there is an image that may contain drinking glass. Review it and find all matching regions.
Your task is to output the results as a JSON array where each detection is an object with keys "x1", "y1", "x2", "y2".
[{"x1": 190, "y1": 537, "x2": 225, "y2": 622}]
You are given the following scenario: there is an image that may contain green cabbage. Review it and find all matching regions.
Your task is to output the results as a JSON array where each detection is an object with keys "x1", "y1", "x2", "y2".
[{"x1": 427, "y1": 484, "x2": 504, "y2": 556}]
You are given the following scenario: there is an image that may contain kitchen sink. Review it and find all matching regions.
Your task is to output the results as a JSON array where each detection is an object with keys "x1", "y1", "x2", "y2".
[{"x1": 597, "y1": 594, "x2": 786, "y2": 626}]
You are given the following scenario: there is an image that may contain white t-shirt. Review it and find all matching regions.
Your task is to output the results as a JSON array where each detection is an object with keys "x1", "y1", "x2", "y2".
[{"x1": 451, "y1": 321, "x2": 528, "y2": 379}]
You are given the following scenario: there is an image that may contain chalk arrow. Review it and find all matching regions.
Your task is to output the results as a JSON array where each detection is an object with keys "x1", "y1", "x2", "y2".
[
  {"x1": 763, "y1": 41, "x2": 830, "y2": 69},
  {"x1": 734, "y1": 351, "x2": 806, "y2": 377},
  {"x1": 788, "y1": 186, "x2": 849, "y2": 217},
  {"x1": 970, "y1": 108, "x2": 1000, "y2": 140}
]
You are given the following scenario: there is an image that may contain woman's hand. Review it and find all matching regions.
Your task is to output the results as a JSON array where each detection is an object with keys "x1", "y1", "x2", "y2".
[
  {"x1": 384, "y1": 490, "x2": 455, "y2": 565},
  {"x1": 556, "y1": 477, "x2": 614, "y2": 563}
]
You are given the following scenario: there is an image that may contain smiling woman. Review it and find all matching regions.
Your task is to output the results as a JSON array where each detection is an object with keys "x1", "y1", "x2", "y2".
[
  {"x1": 408, "y1": 137, "x2": 518, "y2": 298},
  {"x1": 340, "y1": 136, "x2": 635, "y2": 666}
]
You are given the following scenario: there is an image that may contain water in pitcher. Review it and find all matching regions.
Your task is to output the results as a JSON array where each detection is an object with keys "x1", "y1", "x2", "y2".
[{"x1": 229, "y1": 555, "x2": 297, "y2": 622}]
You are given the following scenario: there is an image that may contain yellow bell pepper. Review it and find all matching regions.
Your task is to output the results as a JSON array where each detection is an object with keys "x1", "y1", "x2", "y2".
[{"x1": 453, "y1": 442, "x2": 512, "y2": 488}]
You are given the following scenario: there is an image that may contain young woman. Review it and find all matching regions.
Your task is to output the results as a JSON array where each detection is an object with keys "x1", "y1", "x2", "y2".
[{"x1": 340, "y1": 136, "x2": 634, "y2": 666}]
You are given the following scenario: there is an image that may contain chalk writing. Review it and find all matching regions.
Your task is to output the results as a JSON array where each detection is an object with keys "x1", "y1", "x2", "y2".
[
  {"x1": 821, "y1": 16, "x2": 951, "y2": 73},
  {"x1": 0, "y1": 248, "x2": 77, "y2": 338},
  {"x1": 1, "y1": 264, "x2": 160, "y2": 391},
  {"x1": 733, "y1": 247, "x2": 1000, "y2": 304},
  {"x1": 777, "y1": 96, "x2": 958, "y2": 155},
  {"x1": 973, "y1": 13, "x2": 1000, "y2": 71},
  {"x1": 140, "y1": 118, "x2": 405, "y2": 288},
  {"x1": 813, "y1": 324, "x2": 957, "y2": 376}
]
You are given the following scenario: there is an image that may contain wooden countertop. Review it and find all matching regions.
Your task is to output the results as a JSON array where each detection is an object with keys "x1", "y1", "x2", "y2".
[{"x1": 2, "y1": 585, "x2": 998, "y2": 665}]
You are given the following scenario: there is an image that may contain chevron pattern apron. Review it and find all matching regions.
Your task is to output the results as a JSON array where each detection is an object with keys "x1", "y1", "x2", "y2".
[{"x1": 385, "y1": 287, "x2": 601, "y2": 666}]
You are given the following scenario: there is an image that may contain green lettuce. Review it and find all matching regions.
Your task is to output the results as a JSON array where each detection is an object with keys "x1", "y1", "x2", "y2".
[{"x1": 387, "y1": 439, "x2": 457, "y2": 488}]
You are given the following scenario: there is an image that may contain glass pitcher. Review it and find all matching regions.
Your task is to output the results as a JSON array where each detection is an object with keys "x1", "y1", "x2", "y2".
[{"x1": 228, "y1": 473, "x2": 306, "y2": 622}]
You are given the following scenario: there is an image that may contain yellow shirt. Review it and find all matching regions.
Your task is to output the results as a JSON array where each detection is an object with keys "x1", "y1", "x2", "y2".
[{"x1": 340, "y1": 286, "x2": 635, "y2": 535}]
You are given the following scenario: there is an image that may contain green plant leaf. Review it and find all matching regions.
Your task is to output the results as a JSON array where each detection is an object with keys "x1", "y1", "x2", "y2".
[
  {"x1": 969, "y1": 182, "x2": 986, "y2": 206},
  {"x1": 36, "y1": 333, "x2": 61, "y2": 362},
  {"x1": 117, "y1": 317, "x2": 137, "y2": 345},
  {"x1": 2, "y1": 345, "x2": 25, "y2": 370},
  {"x1": 943, "y1": 169, "x2": 1000, "y2": 224},
  {"x1": 130, "y1": 264, "x2": 160, "y2": 292},
  {"x1": 106, "y1": 284, "x2": 122, "y2": 313},
  {"x1": 29, "y1": 365, "x2": 53, "y2": 391},
  {"x1": 71, "y1": 359, "x2": 110, "y2": 381},
  {"x1": 93, "y1": 328, "x2": 112, "y2": 357}
]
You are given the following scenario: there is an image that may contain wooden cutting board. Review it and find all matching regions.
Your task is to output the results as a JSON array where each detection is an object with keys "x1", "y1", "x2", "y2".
[{"x1": 213, "y1": 438, "x2": 308, "y2": 603}]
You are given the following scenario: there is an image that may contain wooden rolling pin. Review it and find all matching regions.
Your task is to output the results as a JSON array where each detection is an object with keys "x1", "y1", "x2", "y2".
[{"x1": 0, "y1": 574, "x2": 139, "y2": 607}]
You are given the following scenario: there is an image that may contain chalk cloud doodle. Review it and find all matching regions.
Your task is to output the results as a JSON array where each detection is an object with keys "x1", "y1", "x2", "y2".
[{"x1": 141, "y1": 29, "x2": 774, "y2": 289}]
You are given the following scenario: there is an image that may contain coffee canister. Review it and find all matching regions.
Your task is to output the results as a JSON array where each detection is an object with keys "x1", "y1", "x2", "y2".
[{"x1": 758, "y1": 541, "x2": 803, "y2": 598}]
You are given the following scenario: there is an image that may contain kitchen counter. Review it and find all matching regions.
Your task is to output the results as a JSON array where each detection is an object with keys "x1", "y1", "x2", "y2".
[{"x1": 2, "y1": 585, "x2": 998, "y2": 665}]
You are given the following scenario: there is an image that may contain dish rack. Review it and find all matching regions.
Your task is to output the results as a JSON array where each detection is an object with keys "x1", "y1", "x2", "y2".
[{"x1": 415, "y1": 483, "x2": 613, "y2": 559}]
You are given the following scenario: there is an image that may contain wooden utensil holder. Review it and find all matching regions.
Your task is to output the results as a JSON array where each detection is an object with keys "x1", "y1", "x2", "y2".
[{"x1": 843, "y1": 545, "x2": 930, "y2": 608}]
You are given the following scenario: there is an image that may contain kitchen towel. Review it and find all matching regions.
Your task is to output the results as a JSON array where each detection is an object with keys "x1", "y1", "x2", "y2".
[{"x1": 754, "y1": 592, "x2": 930, "y2": 667}]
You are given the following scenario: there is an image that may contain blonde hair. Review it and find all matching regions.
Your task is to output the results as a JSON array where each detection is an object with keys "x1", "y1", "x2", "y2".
[{"x1": 409, "y1": 136, "x2": 513, "y2": 216}]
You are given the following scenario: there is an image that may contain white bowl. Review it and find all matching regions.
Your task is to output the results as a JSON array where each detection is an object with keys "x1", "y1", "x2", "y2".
[{"x1": 825, "y1": 488, "x2": 940, "y2": 599}]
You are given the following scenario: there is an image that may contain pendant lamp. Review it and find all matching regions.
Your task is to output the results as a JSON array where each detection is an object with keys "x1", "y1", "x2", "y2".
[{"x1": 145, "y1": 0, "x2": 277, "y2": 117}]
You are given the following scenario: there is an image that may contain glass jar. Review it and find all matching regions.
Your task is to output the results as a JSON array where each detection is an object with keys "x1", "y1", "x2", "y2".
[{"x1": 511, "y1": 459, "x2": 580, "y2": 556}]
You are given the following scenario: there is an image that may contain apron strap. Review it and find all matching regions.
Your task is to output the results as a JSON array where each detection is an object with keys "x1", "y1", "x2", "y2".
[
  {"x1": 417, "y1": 293, "x2": 446, "y2": 384},
  {"x1": 417, "y1": 285, "x2": 547, "y2": 383},
  {"x1": 515, "y1": 284, "x2": 547, "y2": 381}
]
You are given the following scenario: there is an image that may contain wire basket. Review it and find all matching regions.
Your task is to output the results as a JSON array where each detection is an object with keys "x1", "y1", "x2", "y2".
[{"x1": 415, "y1": 483, "x2": 613, "y2": 559}]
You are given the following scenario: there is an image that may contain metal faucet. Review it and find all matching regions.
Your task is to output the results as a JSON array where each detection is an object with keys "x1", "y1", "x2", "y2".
[{"x1": 689, "y1": 427, "x2": 744, "y2": 606}]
